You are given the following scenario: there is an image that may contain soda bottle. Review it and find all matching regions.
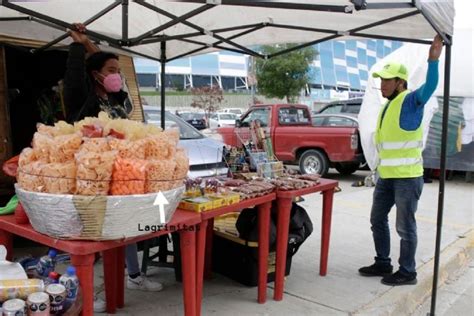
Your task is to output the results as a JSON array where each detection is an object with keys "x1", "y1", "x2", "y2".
[
  {"x1": 35, "y1": 249, "x2": 57, "y2": 278},
  {"x1": 44, "y1": 271, "x2": 60, "y2": 286},
  {"x1": 59, "y1": 266, "x2": 79, "y2": 305}
]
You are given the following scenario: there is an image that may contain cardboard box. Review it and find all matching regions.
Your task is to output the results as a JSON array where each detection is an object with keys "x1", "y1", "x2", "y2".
[
  {"x1": 179, "y1": 196, "x2": 214, "y2": 212},
  {"x1": 208, "y1": 193, "x2": 241, "y2": 206}
]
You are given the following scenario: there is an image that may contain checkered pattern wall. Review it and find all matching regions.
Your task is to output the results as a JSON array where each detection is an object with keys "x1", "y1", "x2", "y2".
[{"x1": 310, "y1": 40, "x2": 402, "y2": 91}]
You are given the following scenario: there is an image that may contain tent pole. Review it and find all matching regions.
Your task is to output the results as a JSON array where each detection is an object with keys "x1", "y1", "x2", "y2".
[
  {"x1": 122, "y1": 0, "x2": 128, "y2": 43},
  {"x1": 429, "y1": 37, "x2": 452, "y2": 316},
  {"x1": 1, "y1": 0, "x2": 120, "y2": 46},
  {"x1": 32, "y1": 0, "x2": 122, "y2": 53},
  {"x1": 160, "y1": 41, "x2": 166, "y2": 130}
]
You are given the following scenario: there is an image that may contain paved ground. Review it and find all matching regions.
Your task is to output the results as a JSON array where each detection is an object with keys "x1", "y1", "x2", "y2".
[
  {"x1": 9, "y1": 169, "x2": 474, "y2": 315},
  {"x1": 90, "y1": 170, "x2": 472, "y2": 315},
  {"x1": 412, "y1": 261, "x2": 473, "y2": 316}
]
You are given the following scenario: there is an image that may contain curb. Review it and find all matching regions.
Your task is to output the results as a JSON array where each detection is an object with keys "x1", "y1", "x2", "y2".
[{"x1": 353, "y1": 229, "x2": 474, "y2": 316}]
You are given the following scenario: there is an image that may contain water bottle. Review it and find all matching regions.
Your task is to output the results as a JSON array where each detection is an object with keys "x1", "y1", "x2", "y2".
[
  {"x1": 59, "y1": 266, "x2": 79, "y2": 304},
  {"x1": 35, "y1": 249, "x2": 57, "y2": 278}
]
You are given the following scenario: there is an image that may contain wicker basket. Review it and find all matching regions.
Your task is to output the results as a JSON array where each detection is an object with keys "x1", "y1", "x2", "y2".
[{"x1": 15, "y1": 184, "x2": 185, "y2": 240}]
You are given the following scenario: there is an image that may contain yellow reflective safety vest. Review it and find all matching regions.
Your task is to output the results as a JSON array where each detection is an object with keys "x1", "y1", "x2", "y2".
[{"x1": 375, "y1": 90, "x2": 424, "y2": 179}]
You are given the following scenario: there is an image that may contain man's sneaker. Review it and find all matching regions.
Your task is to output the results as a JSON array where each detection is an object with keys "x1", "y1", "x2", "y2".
[
  {"x1": 127, "y1": 274, "x2": 163, "y2": 292},
  {"x1": 94, "y1": 296, "x2": 106, "y2": 313},
  {"x1": 381, "y1": 270, "x2": 417, "y2": 286},
  {"x1": 359, "y1": 263, "x2": 393, "y2": 277}
]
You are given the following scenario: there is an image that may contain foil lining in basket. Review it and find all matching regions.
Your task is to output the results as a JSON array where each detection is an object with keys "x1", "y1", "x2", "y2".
[{"x1": 15, "y1": 184, "x2": 185, "y2": 240}]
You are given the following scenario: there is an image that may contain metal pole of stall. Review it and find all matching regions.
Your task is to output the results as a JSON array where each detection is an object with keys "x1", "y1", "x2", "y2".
[
  {"x1": 160, "y1": 41, "x2": 166, "y2": 130},
  {"x1": 428, "y1": 37, "x2": 452, "y2": 316},
  {"x1": 122, "y1": 0, "x2": 128, "y2": 43}
]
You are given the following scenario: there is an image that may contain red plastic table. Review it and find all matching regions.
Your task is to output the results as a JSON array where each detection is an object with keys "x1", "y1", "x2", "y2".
[
  {"x1": 273, "y1": 178, "x2": 338, "y2": 301},
  {"x1": 194, "y1": 193, "x2": 276, "y2": 315},
  {"x1": 0, "y1": 209, "x2": 201, "y2": 316}
]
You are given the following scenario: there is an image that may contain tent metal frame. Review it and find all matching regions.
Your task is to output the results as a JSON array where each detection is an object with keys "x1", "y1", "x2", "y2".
[{"x1": 0, "y1": 1, "x2": 453, "y2": 315}]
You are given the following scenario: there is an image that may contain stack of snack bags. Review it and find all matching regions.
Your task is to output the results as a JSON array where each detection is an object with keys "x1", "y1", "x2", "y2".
[{"x1": 16, "y1": 112, "x2": 189, "y2": 196}]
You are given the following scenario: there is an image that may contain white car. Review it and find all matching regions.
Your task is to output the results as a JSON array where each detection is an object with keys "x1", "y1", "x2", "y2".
[
  {"x1": 209, "y1": 113, "x2": 238, "y2": 129},
  {"x1": 218, "y1": 108, "x2": 244, "y2": 116},
  {"x1": 143, "y1": 106, "x2": 228, "y2": 178}
]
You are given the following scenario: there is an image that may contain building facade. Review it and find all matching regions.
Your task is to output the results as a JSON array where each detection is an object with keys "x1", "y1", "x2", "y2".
[
  {"x1": 134, "y1": 51, "x2": 248, "y2": 91},
  {"x1": 135, "y1": 39, "x2": 402, "y2": 102}
]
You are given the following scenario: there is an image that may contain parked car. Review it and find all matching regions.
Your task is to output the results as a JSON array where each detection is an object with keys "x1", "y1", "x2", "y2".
[
  {"x1": 312, "y1": 113, "x2": 367, "y2": 173},
  {"x1": 217, "y1": 104, "x2": 364, "y2": 177},
  {"x1": 312, "y1": 113, "x2": 359, "y2": 128},
  {"x1": 218, "y1": 108, "x2": 244, "y2": 116},
  {"x1": 209, "y1": 112, "x2": 238, "y2": 129},
  {"x1": 143, "y1": 106, "x2": 228, "y2": 178},
  {"x1": 317, "y1": 98, "x2": 363, "y2": 115},
  {"x1": 176, "y1": 111, "x2": 207, "y2": 130}
]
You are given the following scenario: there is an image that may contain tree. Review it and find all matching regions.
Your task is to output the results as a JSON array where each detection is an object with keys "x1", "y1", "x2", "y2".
[
  {"x1": 256, "y1": 44, "x2": 317, "y2": 103},
  {"x1": 190, "y1": 86, "x2": 224, "y2": 123}
]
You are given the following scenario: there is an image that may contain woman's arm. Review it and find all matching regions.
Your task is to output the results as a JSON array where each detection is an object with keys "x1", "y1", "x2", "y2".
[
  {"x1": 63, "y1": 24, "x2": 101, "y2": 122},
  {"x1": 63, "y1": 42, "x2": 89, "y2": 123},
  {"x1": 70, "y1": 23, "x2": 100, "y2": 55}
]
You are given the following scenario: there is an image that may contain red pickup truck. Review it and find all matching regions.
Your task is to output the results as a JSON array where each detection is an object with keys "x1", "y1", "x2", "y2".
[{"x1": 217, "y1": 104, "x2": 364, "y2": 176}]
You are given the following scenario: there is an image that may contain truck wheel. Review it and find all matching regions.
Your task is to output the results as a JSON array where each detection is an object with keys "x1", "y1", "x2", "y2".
[
  {"x1": 335, "y1": 162, "x2": 360, "y2": 175},
  {"x1": 299, "y1": 149, "x2": 329, "y2": 176}
]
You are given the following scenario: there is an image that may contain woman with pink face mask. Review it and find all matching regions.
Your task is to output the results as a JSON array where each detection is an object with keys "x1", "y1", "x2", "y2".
[
  {"x1": 63, "y1": 24, "x2": 163, "y2": 313},
  {"x1": 63, "y1": 23, "x2": 132, "y2": 122}
]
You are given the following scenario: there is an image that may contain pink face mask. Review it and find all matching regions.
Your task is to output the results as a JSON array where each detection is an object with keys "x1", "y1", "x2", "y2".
[{"x1": 99, "y1": 73, "x2": 122, "y2": 93}]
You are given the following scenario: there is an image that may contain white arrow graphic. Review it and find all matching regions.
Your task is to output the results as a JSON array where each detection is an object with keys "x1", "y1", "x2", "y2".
[{"x1": 153, "y1": 191, "x2": 169, "y2": 224}]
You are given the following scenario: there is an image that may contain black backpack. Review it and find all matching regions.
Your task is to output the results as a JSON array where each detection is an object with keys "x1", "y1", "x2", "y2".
[{"x1": 236, "y1": 202, "x2": 313, "y2": 257}]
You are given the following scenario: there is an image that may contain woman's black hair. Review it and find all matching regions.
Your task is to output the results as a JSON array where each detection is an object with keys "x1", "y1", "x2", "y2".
[{"x1": 86, "y1": 51, "x2": 119, "y2": 75}]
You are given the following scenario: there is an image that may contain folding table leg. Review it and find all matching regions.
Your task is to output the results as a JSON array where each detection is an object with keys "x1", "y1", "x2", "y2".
[
  {"x1": 180, "y1": 229, "x2": 197, "y2": 316},
  {"x1": 204, "y1": 218, "x2": 214, "y2": 279},
  {"x1": 257, "y1": 201, "x2": 271, "y2": 304},
  {"x1": 71, "y1": 254, "x2": 95, "y2": 316},
  {"x1": 115, "y1": 246, "x2": 125, "y2": 308},
  {"x1": 0, "y1": 229, "x2": 13, "y2": 260},
  {"x1": 103, "y1": 249, "x2": 117, "y2": 314},
  {"x1": 196, "y1": 220, "x2": 208, "y2": 316},
  {"x1": 274, "y1": 197, "x2": 292, "y2": 301},
  {"x1": 320, "y1": 189, "x2": 335, "y2": 276}
]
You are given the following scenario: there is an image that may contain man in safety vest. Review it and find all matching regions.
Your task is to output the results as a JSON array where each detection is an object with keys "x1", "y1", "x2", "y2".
[{"x1": 359, "y1": 35, "x2": 444, "y2": 286}]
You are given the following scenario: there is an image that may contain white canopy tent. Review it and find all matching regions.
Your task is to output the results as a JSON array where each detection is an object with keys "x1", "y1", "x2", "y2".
[
  {"x1": 0, "y1": 1, "x2": 457, "y2": 315},
  {"x1": 0, "y1": 0, "x2": 453, "y2": 61}
]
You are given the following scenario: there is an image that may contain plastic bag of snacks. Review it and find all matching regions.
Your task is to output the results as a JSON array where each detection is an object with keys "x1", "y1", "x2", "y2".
[
  {"x1": 37, "y1": 121, "x2": 75, "y2": 137},
  {"x1": 110, "y1": 158, "x2": 147, "y2": 195},
  {"x1": 32, "y1": 133, "x2": 53, "y2": 162},
  {"x1": 81, "y1": 124, "x2": 103, "y2": 138},
  {"x1": 174, "y1": 148, "x2": 189, "y2": 180},
  {"x1": 36, "y1": 123, "x2": 57, "y2": 137},
  {"x1": 42, "y1": 162, "x2": 76, "y2": 194},
  {"x1": 80, "y1": 138, "x2": 110, "y2": 153},
  {"x1": 49, "y1": 133, "x2": 82, "y2": 163},
  {"x1": 145, "y1": 135, "x2": 176, "y2": 160},
  {"x1": 75, "y1": 150, "x2": 116, "y2": 195},
  {"x1": 108, "y1": 138, "x2": 146, "y2": 159},
  {"x1": 146, "y1": 160, "x2": 177, "y2": 193},
  {"x1": 164, "y1": 128, "x2": 180, "y2": 145},
  {"x1": 17, "y1": 162, "x2": 45, "y2": 192},
  {"x1": 18, "y1": 148, "x2": 36, "y2": 167}
]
